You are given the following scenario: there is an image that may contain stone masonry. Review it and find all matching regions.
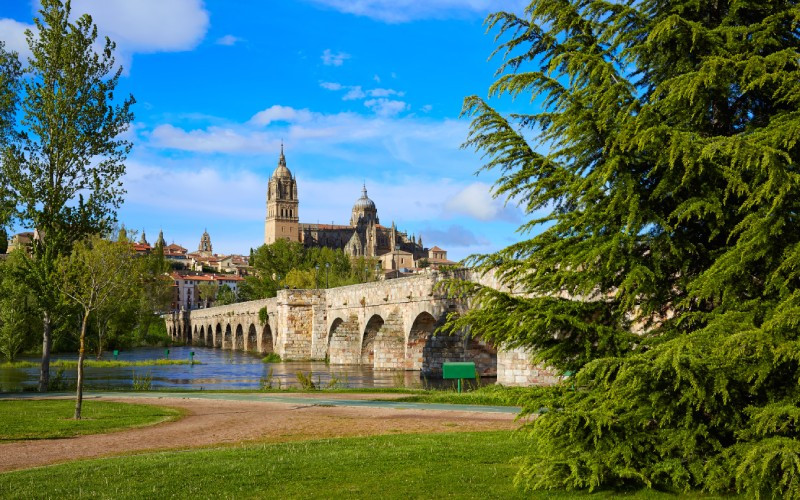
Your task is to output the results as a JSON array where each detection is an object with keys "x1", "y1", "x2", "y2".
[{"x1": 165, "y1": 271, "x2": 562, "y2": 386}]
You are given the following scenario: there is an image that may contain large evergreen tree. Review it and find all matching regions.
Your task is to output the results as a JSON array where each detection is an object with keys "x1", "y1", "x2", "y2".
[
  {"x1": 0, "y1": 0, "x2": 134, "y2": 391},
  {"x1": 450, "y1": 0, "x2": 800, "y2": 496}
]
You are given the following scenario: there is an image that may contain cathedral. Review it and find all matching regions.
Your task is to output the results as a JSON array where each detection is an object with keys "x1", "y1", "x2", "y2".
[{"x1": 264, "y1": 146, "x2": 437, "y2": 270}]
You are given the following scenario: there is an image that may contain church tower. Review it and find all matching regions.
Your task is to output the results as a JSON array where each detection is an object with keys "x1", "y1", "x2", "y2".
[
  {"x1": 198, "y1": 229, "x2": 212, "y2": 256},
  {"x1": 264, "y1": 144, "x2": 299, "y2": 244}
]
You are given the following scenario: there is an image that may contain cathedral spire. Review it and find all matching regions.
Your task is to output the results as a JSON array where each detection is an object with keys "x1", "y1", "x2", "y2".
[{"x1": 279, "y1": 141, "x2": 286, "y2": 166}]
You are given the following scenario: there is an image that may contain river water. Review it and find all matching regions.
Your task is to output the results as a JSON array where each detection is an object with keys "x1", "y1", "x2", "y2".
[{"x1": 0, "y1": 346, "x2": 485, "y2": 392}]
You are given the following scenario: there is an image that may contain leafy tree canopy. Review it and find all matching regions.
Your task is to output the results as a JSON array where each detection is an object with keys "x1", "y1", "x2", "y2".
[{"x1": 448, "y1": 0, "x2": 800, "y2": 496}]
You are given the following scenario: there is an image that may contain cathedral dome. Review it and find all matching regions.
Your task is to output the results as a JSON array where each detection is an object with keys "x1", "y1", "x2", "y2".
[
  {"x1": 272, "y1": 143, "x2": 292, "y2": 179},
  {"x1": 353, "y1": 185, "x2": 376, "y2": 212}
]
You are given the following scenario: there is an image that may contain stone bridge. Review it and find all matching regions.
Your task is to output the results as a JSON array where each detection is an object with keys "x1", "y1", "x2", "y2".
[{"x1": 165, "y1": 271, "x2": 558, "y2": 386}]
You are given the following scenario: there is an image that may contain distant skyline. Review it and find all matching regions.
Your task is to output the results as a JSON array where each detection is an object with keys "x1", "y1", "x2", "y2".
[{"x1": 0, "y1": 0, "x2": 532, "y2": 260}]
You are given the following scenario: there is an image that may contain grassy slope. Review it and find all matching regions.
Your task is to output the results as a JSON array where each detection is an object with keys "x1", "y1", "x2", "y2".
[
  {"x1": 0, "y1": 431, "x2": 719, "y2": 499},
  {"x1": 0, "y1": 400, "x2": 182, "y2": 440}
]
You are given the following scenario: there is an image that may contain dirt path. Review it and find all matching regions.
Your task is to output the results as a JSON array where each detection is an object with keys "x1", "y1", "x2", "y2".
[{"x1": 0, "y1": 395, "x2": 522, "y2": 472}]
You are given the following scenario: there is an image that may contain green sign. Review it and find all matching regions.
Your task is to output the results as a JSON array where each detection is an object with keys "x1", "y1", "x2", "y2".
[
  {"x1": 165, "y1": 349, "x2": 170, "y2": 358},
  {"x1": 443, "y1": 362, "x2": 477, "y2": 379},
  {"x1": 443, "y1": 362, "x2": 477, "y2": 394},
  {"x1": 113, "y1": 349, "x2": 119, "y2": 360}
]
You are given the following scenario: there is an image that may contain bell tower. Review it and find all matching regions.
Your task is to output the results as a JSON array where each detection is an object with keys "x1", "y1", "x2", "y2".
[{"x1": 264, "y1": 144, "x2": 299, "y2": 244}]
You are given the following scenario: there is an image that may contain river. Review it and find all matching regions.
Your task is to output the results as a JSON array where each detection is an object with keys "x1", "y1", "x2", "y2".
[{"x1": 0, "y1": 346, "x2": 490, "y2": 392}]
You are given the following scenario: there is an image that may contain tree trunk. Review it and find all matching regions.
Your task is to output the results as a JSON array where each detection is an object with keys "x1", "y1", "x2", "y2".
[
  {"x1": 96, "y1": 321, "x2": 106, "y2": 360},
  {"x1": 38, "y1": 310, "x2": 52, "y2": 392},
  {"x1": 74, "y1": 311, "x2": 89, "y2": 420}
]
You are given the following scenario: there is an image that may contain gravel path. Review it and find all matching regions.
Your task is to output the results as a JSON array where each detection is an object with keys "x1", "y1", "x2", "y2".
[{"x1": 0, "y1": 394, "x2": 522, "y2": 472}]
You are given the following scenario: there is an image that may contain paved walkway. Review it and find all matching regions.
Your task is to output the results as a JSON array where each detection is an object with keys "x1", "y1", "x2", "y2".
[
  {"x1": 0, "y1": 392, "x2": 523, "y2": 472},
  {"x1": 3, "y1": 391, "x2": 521, "y2": 414}
]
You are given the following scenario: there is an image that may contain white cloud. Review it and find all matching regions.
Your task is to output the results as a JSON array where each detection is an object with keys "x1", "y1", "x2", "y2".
[
  {"x1": 445, "y1": 182, "x2": 520, "y2": 222},
  {"x1": 364, "y1": 98, "x2": 407, "y2": 117},
  {"x1": 70, "y1": 0, "x2": 209, "y2": 52},
  {"x1": 249, "y1": 105, "x2": 315, "y2": 126},
  {"x1": 342, "y1": 86, "x2": 366, "y2": 100},
  {"x1": 373, "y1": 74, "x2": 381, "y2": 83},
  {"x1": 0, "y1": 19, "x2": 34, "y2": 61},
  {"x1": 140, "y1": 104, "x2": 473, "y2": 175},
  {"x1": 367, "y1": 88, "x2": 404, "y2": 97},
  {"x1": 308, "y1": 0, "x2": 526, "y2": 23},
  {"x1": 321, "y1": 48, "x2": 350, "y2": 66},
  {"x1": 320, "y1": 82, "x2": 405, "y2": 102},
  {"x1": 421, "y1": 104, "x2": 433, "y2": 112},
  {"x1": 216, "y1": 34, "x2": 242, "y2": 46},
  {"x1": 149, "y1": 124, "x2": 277, "y2": 153},
  {"x1": 1, "y1": 1, "x2": 209, "y2": 74},
  {"x1": 319, "y1": 81, "x2": 343, "y2": 91}
]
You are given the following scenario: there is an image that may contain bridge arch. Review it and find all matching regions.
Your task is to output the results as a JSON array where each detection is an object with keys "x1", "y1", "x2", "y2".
[
  {"x1": 234, "y1": 324, "x2": 244, "y2": 350},
  {"x1": 224, "y1": 324, "x2": 232, "y2": 349},
  {"x1": 261, "y1": 323, "x2": 274, "y2": 353},
  {"x1": 361, "y1": 314, "x2": 383, "y2": 366},
  {"x1": 406, "y1": 311, "x2": 437, "y2": 371},
  {"x1": 328, "y1": 315, "x2": 359, "y2": 364},
  {"x1": 214, "y1": 323, "x2": 223, "y2": 348},
  {"x1": 246, "y1": 324, "x2": 257, "y2": 352}
]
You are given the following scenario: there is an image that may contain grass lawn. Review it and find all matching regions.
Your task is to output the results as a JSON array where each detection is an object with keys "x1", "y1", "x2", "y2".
[
  {"x1": 0, "y1": 359, "x2": 198, "y2": 369},
  {"x1": 0, "y1": 399, "x2": 182, "y2": 440},
  {"x1": 380, "y1": 385, "x2": 543, "y2": 407},
  {"x1": 0, "y1": 431, "x2": 720, "y2": 499}
]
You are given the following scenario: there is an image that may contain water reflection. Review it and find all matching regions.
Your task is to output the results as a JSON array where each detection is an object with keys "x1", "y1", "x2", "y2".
[{"x1": 0, "y1": 347, "x2": 494, "y2": 392}]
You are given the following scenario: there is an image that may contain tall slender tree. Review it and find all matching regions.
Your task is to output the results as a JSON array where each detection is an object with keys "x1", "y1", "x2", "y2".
[
  {"x1": 0, "y1": 41, "x2": 21, "y2": 231},
  {"x1": 0, "y1": 0, "x2": 134, "y2": 391},
  {"x1": 449, "y1": 0, "x2": 800, "y2": 496},
  {"x1": 58, "y1": 236, "x2": 136, "y2": 419}
]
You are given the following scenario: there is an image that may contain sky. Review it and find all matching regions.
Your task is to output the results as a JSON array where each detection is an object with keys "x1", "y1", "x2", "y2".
[{"x1": 0, "y1": 0, "x2": 533, "y2": 260}]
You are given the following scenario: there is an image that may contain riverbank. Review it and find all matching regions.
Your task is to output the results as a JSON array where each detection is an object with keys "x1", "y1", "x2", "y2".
[{"x1": 0, "y1": 359, "x2": 198, "y2": 369}]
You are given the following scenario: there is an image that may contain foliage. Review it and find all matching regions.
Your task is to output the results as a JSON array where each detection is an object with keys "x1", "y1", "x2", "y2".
[
  {"x1": 258, "y1": 306, "x2": 268, "y2": 325},
  {"x1": 447, "y1": 0, "x2": 800, "y2": 497},
  {"x1": 58, "y1": 236, "x2": 138, "y2": 418},
  {"x1": 131, "y1": 370, "x2": 152, "y2": 391},
  {"x1": 0, "y1": 0, "x2": 134, "y2": 391},
  {"x1": 240, "y1": 240, "x2": 369, "y2": 299},
  {"x1": 261, "y1": 352, "x2": 281, "y2": 363},
  {"x1": 196, "y1": 281, "x2": 218, "y2": 308},
  {"x1": 0, "y1": 400, "x2": 179, "y2": 440},
  {"x1": 0, "y1": 431, "x2": 688, "y2": 499},
  {"x1": 215, "y1": 284, "x2": 237, "y2": 305},
  {"x1": 417, "y1": 258, "x2": 429, "y2": 269},
  {"x1": 295, "y1": 371, "x2": 316, "y2": 390},
  {"x1": 0, "y1": 359, "x2": 197, "y2": 369},
  {"x1": 0, "y1": 252, "x2": 39, "y2": 361}
]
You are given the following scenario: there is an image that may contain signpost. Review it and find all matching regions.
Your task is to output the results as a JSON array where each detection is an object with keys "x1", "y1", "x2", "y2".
[
  {"x1": 164, "y1": 349, "x2": 170, "y2": 359},
  {"x1": 190, "y1": 351, "x2": 195, "y2": 364},
  {"x1": 113, "y1": 350, "x2": 119, "y2": 360},
  {"x1": 442, "y1": 362, "x2": 477, "y2": 393}
]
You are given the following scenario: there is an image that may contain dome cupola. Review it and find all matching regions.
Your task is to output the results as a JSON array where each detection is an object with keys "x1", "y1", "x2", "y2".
[
  {"x1": 271, "y1": 142, "x2": 292, "y2": 179},
  {"x1": 350, "y1": 184, "x2": 378, "y2": 226}
]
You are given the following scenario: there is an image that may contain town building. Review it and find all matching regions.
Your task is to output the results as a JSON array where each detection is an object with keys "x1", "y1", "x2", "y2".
[
  {"x1": 263, "y1": 146, "x2": 455, "y2": 272},
  {"x1": 170, "y1": 270, "x2": 244, "y2": 311}
]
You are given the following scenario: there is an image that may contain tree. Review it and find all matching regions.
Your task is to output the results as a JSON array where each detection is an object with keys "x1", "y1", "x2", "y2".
[
  {"x1": 58, "y1": 236, "x2": 136, "y2": 419},
  {"x1": 216, "y1": 284, "x2": 236, "y2": 305},
  {"x1": 0, "y1": 252, "x2": 39, "y2": 361},
  {"x1": 0, "y1": 0, "x2": 134, "y2": 391},
  {"x1": 197, "y1": 281, "x2": 218, "y2": 308},
  {"x1": 448, "y1": 1, "x2": 800, "y2": 496},
  {"x1": 0, "y1": 41, "x2": 21, "y2": 231}
]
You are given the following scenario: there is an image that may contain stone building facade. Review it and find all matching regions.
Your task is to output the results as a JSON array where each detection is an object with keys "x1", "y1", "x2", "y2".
[{"x1": 264, "y1": 147, "x2": 447, "y2": 271}]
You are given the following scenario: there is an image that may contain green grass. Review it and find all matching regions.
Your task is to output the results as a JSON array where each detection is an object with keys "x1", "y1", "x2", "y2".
[
  {"x1": 0, "y1": 431, "x2": 710, "y2": 499},
  {"x1": 0, "y1": 399, "x2": 182, "y2": 440},
  {"x1": 261, "y1": 352, "x2": 281, "y2": 363},
  {"x1": 379, "y1": 384, "x2": 547, "y2": 407},
  {"x1": 1, "y1": 359, "x2": 199, "y2": 369}
]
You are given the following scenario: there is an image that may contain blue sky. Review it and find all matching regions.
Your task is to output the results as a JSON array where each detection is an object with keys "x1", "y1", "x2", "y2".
[{"x1": 0, "y1": 0, "x2": 531, "y2": 259}]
